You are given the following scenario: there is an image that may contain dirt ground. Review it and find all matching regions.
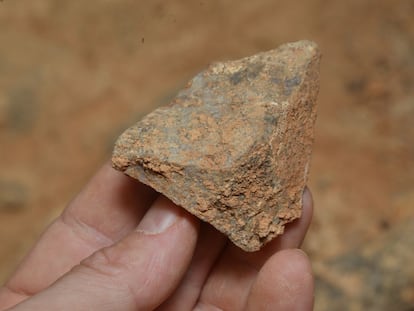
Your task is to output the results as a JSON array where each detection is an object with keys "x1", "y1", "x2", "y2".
[{"x1": 1, "y1": 1, "x2": 413, "y2": 309}]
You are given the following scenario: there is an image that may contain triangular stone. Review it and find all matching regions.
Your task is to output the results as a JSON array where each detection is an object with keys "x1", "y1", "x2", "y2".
[{"x1": 112, "y1": 40, "x2": 321, "y2": 251}]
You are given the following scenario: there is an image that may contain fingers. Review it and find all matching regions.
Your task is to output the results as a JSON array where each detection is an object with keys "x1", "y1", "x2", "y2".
[
  {"x1": 277, "y1": 187, "x2": 314, "y2": 249},
  {"x1": 10, "y1": 197, "x2": 199, "y2": 311},
  {"x1": 245, "y1": 249, "x2": 314, "y2": 311},
  {"x1": 157, "y1": 223, "x2": 227, "y2": 310},
  {"x1": 159, "y1": 188, "x2": 313, "y2": 310},
  {"x1": 3, "y1": 162, "x2": 157, "y2": 303},
  {"x1": 196, "y1": 245, "x2": 259, "y2": 310},
  {"x1": 195, "y1": 187, "x2": 314, "y2": 310},
  {"x1": 2, "y1": 173, "x2": 314, "y2": 311},
  {"x1": 64, "y1": 161, "x2": 157, "y2": 241}
]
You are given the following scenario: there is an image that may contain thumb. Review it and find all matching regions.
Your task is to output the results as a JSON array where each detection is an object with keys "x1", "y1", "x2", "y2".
[{"x1": 11, "y1": 196, "x2": 199, "y2": 311}]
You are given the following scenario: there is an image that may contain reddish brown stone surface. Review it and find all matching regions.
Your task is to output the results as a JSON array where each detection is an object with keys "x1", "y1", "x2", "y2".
[{"x1": 112, "y1": 41, "x2": 320, "y2": 251}]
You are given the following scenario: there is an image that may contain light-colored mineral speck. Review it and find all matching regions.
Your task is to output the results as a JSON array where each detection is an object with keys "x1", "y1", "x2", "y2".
[{"x1": 112, "y1": 40, "x2": 321, "y2": 251}]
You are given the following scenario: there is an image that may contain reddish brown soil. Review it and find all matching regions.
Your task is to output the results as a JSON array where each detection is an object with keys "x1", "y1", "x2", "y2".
[{"x1": 1, "y1": 1, "x2": 413, "y2": 308}]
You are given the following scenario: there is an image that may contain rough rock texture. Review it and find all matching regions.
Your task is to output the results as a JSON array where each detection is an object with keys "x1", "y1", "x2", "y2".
[{"x1": 112, "y1": 40, "x2": 321, "y2": 251}]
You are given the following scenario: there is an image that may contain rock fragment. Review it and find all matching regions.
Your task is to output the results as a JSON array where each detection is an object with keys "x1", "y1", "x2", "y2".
[{"x1": 112, "y1": 40, "x2": 321, "y2": 251}]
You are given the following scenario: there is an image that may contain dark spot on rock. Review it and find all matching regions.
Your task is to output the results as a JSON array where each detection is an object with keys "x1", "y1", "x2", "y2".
[
  {"x1": 271, "y1": 77, "x2": 282, "y2": 85},
  {"x1": 264, "y1": 114, "x2": 278, "y2": 126},
  {"x1": 270, "y1": 66, "x2": 285, "y2": 85},
  {"x1": 230, "y1": 63, "x2": 264, "y2": 85},
  {"x1": 282, "y1": 76, "x2": 302, "y2": 96},
  {"x1": 285, "y1": 76, "x2": 302, "y2": 88},
  {"x1": 230, "y1": 69, "x2": 246, "y2": 85},
  {"x1": 246, "y1": 62, "x2": 264, "y2": 80},
  {"x1": 263, "y1": 116, "x2": 277, "y2": 137}
]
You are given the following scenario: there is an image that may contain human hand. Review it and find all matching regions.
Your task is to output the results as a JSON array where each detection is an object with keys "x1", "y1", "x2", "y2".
[{"x1": 0, "y1": 162, "x2": 314, "y2": 310}]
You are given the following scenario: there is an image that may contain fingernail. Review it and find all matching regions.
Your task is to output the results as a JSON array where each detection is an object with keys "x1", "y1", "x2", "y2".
[
  {"x1": 137, "y1": 196, "x2": 182, "y2": 234},
  {"x1": 302, "y1": 186, "x2": 313, "y2": 208}
]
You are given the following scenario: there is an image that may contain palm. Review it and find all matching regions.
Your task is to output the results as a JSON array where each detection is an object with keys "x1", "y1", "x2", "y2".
[{"x1": 0, "y1": 163, "x2": 313, "y2": 310}]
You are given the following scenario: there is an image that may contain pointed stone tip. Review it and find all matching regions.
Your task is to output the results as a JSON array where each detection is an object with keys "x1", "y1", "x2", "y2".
[
  {"x1": 293, "y1": 40, "x2": 320, "y2": 61},
  {"x1": 284, "y1": 40, "x2": 320, "y2": 54},
  {"x1": 296, "y1": 39, "x2": 320, "y2": 49}
]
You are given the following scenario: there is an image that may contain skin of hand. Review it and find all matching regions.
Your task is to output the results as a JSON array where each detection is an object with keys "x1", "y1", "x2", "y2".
[{"x1": 0, "y1": 162, "x2": 314, "y2": 311}]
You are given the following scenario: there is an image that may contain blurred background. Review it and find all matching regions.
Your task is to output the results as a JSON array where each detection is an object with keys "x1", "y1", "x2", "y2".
[{"x1": 1, "y1": 1, "x2": 413, "y2": 309}]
